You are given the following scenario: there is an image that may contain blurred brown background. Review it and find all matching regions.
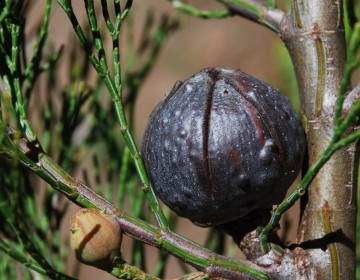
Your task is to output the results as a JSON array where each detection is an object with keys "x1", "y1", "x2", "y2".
[{"x1": 27, "y1": 1, "x2": 301, "y2": 279}]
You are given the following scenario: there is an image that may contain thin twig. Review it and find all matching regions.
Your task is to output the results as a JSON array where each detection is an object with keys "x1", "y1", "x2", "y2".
[
  {"x1": 0, "y1": 239, "x2": 75, "y2": 279},
  {"x1": 57, "y1": 0, "x2": 169, "y2": 230},
  {"x1": 24, "y1": 0, "x2": 52, "y2": 98},
  {"x1": 168, "y1": 0, "x2": 285, "y2": 32},
  {"x1": 334, "y1": 23, "x2": 360, "y2": 128},
  {"x1": 343, "y1": 83, "x2": 360, "y2": 115},
  {"x1": 218, "y1": 0, "x2": 285, "y2": 33},
  {"x1": 168, "y1": 0, "x2": 230, "y2": 19}
]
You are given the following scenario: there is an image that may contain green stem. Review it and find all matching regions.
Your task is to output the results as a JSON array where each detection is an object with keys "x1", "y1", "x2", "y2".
[
  {"x1": 259, "y1": 142, "x2": 338, "y2": 252},
  {"x1": 120, "y1": 0, "x2": 133, "y2": 24},
  {"x1": 339, "y1": 98, "x2": 360, "y2": 133},
  {"x1": 265, "y1": 0, "x2": 276, "y2": 9},
  {"x1": 100, "y1": 0, "x2": 115, "y2": 34},
  {"x1": 84, "y1": 0, "x2": 108, "y2": 72},
  {"x1": 8, "y1": 23, "x2": 40, "y2": 147},
  {"x1": 169, "y1": 0, "x2": 284, "y2": 32},
  {"x1": 104, "y1": 74, "x2": 169, "y2": 229},
  {"x1": 57, "y1": 0, "x2": 168, "y2": 230},
  {"x1": 334, "y1": 130, "x2": 360, "y2": 149},
  {"x1": 168, "y1": 0, "x2": 230, "y2": 19},
  {"x1": 217, "y1": 0, "x2": 284, "y2": 32},
  {"x1": 0, "y1": 239, "x2": 48, "y2": 276},
  {"x1": 24, "y1": 0, "x2": 52, "y2": 97},
  {"x1": 57, "y1": 0, "x2": 102, "y2": 73},
  {"x1": 334, "y1": 23, "x2": 360, "y2": 130},
  {"x1": 0, "y1": 4, "x2": 9, "y2": 24},
  {"x1": 260, "y1": 123, "x2": 360, "y2": 253},
  {"x1": 112, "y1": 6, "x2": 122, "y2": 101}
]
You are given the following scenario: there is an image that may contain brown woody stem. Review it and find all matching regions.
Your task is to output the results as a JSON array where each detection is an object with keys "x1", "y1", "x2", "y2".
[{"x1": 280, "y1": 1, "x2": 356, "y2": 279}]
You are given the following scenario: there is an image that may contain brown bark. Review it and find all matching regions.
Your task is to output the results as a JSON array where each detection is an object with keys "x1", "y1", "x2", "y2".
[{"x1": 280, "y1": 1, "x2": 356, "y2": 279}]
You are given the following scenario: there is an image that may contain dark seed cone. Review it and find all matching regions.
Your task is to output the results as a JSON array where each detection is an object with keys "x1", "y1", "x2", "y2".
[{"x1": 142, "y1": 68, "x2": 306, "y2": 227}]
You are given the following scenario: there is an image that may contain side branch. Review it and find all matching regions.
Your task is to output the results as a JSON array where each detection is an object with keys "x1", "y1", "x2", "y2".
[
  {"x1": 168, "y1": 0, "x2": 230, "y2": 19},
  {"x1": 343, "y1": 83, "x2": 360, "y2": 115},
  {"x1": 218, "y1": 0, "x2": 285, "y2": 33},
  {"x1": 167, "y1": 0, "x2": 285, "y2": 32},
  {"x1": 3, "y1": 127, "x2": 269, "y2": 280}
]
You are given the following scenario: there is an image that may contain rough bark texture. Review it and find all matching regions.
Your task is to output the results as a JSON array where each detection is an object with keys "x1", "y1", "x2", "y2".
[{"x1": 280, "y1": 1, "x2": 356, "y2": 279}]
